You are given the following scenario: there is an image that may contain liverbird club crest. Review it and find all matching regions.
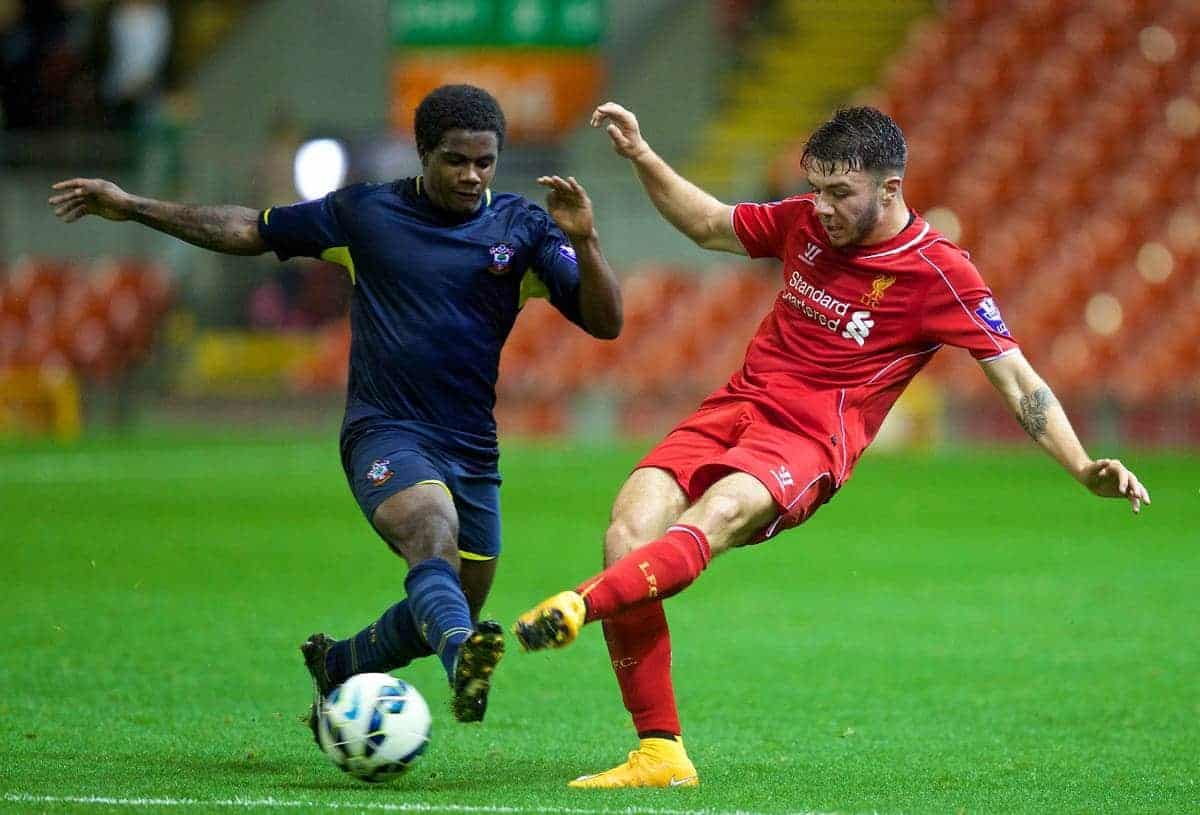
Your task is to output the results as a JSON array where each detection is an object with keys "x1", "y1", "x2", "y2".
[
  {"x1": 861, "y1": 274, "x2": 897, "y2": 308},
  {"x1": 487, "y1": 243, "x2": 514, "y2": 275}
]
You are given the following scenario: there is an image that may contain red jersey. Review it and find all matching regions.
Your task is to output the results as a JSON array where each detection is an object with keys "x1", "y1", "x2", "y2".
[{"x1": 722, "y1": 194, "x2": 1019, "y2": 483}]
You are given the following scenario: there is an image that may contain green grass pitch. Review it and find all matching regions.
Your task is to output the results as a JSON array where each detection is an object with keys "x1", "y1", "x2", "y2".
[{"x1": 1, "y1": 431, "x2": 1196, "y2": 814}]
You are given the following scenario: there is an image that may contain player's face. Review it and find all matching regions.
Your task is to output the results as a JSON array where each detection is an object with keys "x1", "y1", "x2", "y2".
[
  {"x1": 422, "y1": 129, "x2": 499, "y2": 215},
  {"x1": 806, "y1": 165, "x2": 884, "y2": 248}
]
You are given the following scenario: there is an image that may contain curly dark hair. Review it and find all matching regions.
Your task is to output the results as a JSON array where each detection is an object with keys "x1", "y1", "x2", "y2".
[
  {"x1": 414, "y1": 84, "x2": 506, "y2": 156},
  {"x1": 801, "y1": 106, "x2": 907, "y2": 178}
]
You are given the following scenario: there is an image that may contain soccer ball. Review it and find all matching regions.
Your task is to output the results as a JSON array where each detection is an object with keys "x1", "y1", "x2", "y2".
[{"x1": 316, "y1": 672, "x2": 431, "y2": 783}]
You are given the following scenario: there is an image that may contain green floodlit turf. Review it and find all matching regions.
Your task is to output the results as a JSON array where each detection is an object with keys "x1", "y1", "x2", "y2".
[{"x1": 0, "y1": 433, "x2": 1196, "y2": 814}]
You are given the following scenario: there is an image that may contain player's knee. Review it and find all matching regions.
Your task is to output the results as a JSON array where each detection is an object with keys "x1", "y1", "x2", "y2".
[
  {"x1": 695, "y1": 491, "x2": 751, "y2": 537},
  {"x1": 410, "y1": 534, "x2": 460, "y2": 568},
  {"x1": 375, "y1": 504, "x2": 459, "y2": 565},
  {"x1": 602, "y1": 520, "x2": 632, "y2": 567},
  {"x1": 603, "y1": 514, "x2": 653, "y2": 566}
]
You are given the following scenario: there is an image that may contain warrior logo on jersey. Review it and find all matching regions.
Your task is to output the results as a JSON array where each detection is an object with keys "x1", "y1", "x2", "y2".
[
  {"x1": 974, "y1": 297, "x2": 1010, "y2": 336},
  {"x1": 487, "y1": 243, "x2": 514, "y2": 275},
  {"x1": 771, "y1": 465, "x2": 795, "y2": 490},
  {"x1": 861, "y1": 274, "x2": 896, "y2": 308},
  {"x1": 366, "y1": 459, "x2": 394, "y2": 486},
  {"x1": 558, "y1": 245, "x2": 577, "y2": 264}
]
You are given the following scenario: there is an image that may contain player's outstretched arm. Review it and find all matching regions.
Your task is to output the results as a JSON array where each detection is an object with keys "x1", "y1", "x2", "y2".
[
  {"x1": 980, "y1": 350, "x2": 1151, "y2": 513},
  {"x1": 591, "y1": 102, "x2": 744, "y2": 255},
  {"x1": 49, "y1": 178, "x2": 267, "y2": 256},
  {"x1": 537, "y1": 174, "x2": 622, "y2": 339}
]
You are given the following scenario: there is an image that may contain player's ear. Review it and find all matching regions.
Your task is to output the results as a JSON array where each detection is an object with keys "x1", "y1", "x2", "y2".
[{"x1": 880, "y1": 175, "x2": 902, "y2": 204}]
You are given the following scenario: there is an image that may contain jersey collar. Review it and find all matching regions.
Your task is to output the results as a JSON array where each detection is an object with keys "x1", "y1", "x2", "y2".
[{"x1": 413, "y1": 175, "x2": 493, "y2": 208}]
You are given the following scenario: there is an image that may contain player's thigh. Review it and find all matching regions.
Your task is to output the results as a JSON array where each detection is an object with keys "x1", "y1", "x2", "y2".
[
  {"x1": 605, "y1": 467, "x2": 690, "y2": 566},
  {"x1": 685, "y1": 424, "x2": 835, "y2": 554},
  {"x1": 371, "y1": 482, "x2": 460, "y2": 565},
  {"x1": 675, "y1": 471, "x2": 778, "y2": 555},
  {"x1": 633, "y1": 400, "x2": 744, "y2": 501},
  {"x1": 605, "y1": 402, "x2": 746, "y2": 565},
  {"x1": 343, "y1": 432, "x2": 460, "y2": 564}
]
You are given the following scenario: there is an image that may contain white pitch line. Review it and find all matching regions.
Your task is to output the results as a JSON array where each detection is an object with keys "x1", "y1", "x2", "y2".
[{"x1": 1, "y1": 793, "x2": 837, "y2": 815}]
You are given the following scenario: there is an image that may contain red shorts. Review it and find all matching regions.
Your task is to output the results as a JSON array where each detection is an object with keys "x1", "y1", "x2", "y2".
[{"x1": 636, "y1": 400, "x2": 836, "y2": 542}]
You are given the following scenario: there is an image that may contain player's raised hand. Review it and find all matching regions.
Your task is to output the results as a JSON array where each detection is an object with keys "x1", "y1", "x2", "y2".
[
  {"x1": 48, "y1": 178, "x2": 133, "y2": 223},
  {"x1": 537, "y1": 175, "x2": 596, "y2": 241},
  {"x1": 590, "y1": 102, "x2": 649, "y2": 161},
  {"x1": 1080, "y1": 458, "x2": 1151, "y2": 514}
]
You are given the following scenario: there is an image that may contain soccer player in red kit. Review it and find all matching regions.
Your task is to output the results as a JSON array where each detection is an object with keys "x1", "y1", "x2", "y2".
[{"x1": 513, "y1": 103, "x2": 1151, "y2": 788}]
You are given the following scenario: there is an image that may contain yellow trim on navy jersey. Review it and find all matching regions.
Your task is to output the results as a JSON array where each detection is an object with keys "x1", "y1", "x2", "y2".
[
  {"x1": 415, "y1": 175, "x2": 422, "y2": 196},
  {"x1": 518, "y1": 268, "x2": 550, "y2": 308},
  {"x1": 415, "y1": 478, "x2": 452, "y2": 500},
  {"x1": 262, "y1": 207, "x2": 272, "y2": 225},
  {"x1": 320, "y1": 246, "x2": 356, "y2": 285}
]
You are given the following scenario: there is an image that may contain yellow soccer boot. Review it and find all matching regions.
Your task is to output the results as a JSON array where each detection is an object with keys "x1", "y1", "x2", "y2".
[
  {"x1": 568, "y1": 737, "x2": 699, "y2": 789},
  {"x1": 512, "y1": 590, "x2": 586, "y2": 651}
]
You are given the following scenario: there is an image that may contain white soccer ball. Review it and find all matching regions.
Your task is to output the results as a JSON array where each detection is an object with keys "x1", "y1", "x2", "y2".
[{"x1": 316, "y1": 672, "x2": 431, "y2": 783}]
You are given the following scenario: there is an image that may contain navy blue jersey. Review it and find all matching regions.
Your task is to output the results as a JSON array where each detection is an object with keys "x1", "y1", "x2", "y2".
[{"x1": 258, "y1": 177, "x2": 584, "y2": 460}]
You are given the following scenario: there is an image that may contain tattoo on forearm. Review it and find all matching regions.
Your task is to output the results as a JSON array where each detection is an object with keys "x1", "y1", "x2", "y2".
[
  {"x1": 1017, "y1": 386, "x2": 1058, "y2": 439},
  {"x1": 133, "y1": 200, "x2": 260, "y2": 254}
]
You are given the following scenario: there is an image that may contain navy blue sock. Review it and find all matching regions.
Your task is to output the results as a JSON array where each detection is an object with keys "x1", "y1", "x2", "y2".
[
  {"x1": 325, "y1": 599, "x2": 433, "y2": 686},
  {"x1": 404, "y1": 557, "x2": 473, "y2": 682}
]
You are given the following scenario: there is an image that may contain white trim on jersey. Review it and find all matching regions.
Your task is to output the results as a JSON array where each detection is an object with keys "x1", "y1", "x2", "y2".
[
  {"x1": 765, "y1": 472, "x2": 831, "y2": 538},
  {"x1": 832, "y1": 345, "x2": 943, "y2": 484},
  {"x1": 864, "y1": 343, "x2": 943, "y2": 386},
  {"x1": 837, "y1": 389, "x2": 849, "y2": 483},
  {"x1": 860, "y1": 221, "x2": 931, "y2": 260},
  {"x1": 918, "y1": 240, "x2": 1007, "y2": 356},
  {"x1": 729, "y1": 204, "x2": 749, "y2": 255},
  {"x1": 979, "y1": 347, "x2": 1021, "y2": 364}
]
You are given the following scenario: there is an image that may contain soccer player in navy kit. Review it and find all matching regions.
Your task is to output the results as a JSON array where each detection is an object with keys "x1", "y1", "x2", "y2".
[{"x1": 49, "y1": 85, "x2": 624, "y2": 725}]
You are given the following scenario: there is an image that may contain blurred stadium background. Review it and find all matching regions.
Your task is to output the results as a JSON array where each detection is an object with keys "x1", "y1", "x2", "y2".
[
  {"x1": 1, "y1": 0, "x2": 1198, "y2": 447},
  {"x1": 3, "y1": 5, "x2": 1197, "y2": 812}
]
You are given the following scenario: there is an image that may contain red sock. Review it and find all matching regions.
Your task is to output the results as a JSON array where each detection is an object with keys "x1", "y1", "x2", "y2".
[
  {"x1": 576, "y1": 524, "x2": 711, "y2": 622},
  {"x1": 603, "y1": 601, "x2": 680, "y2": 736}
]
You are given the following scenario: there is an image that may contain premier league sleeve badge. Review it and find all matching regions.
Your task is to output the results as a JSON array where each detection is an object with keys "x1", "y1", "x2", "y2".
[{"x1": 974, "y1": 297, "x2": 1011, "y2": 336}]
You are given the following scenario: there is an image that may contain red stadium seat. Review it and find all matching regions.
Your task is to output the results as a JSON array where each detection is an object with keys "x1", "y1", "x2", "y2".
[{"x1": 0, "y1": 255, "x2": 172, "y2": 392}]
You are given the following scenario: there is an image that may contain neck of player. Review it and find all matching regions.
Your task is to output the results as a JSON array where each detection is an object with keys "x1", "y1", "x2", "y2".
[{"x1": 865, "y1": 195, "x2": 911, "y2": 246}]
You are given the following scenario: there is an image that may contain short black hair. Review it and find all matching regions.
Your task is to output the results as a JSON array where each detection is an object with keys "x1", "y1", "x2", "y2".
[
  {"x1": 801, "y1": 106, "x2": 907, "y2": 178},
  {"x1": 414, "y1": 84, "x2": 506, "y2": 156}
]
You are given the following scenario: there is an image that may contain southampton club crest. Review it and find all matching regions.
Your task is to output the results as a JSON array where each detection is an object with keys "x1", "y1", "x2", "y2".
[
  {"x1": 487, "y1": 243, "x2": 515, "y2": 275},
  {"x1": 366, "y1": 459, "x2": 394, "y2": 487}
]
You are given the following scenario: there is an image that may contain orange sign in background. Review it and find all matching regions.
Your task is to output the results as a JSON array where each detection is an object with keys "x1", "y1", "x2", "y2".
[{"x1": 391, "y1": 50, "x2": 605, "y2": 143}]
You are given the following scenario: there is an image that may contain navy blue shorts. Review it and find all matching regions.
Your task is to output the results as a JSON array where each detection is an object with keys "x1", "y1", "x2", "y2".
[{"x1": 341, "y1": 428, "x2": 502, "y2": 561}]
